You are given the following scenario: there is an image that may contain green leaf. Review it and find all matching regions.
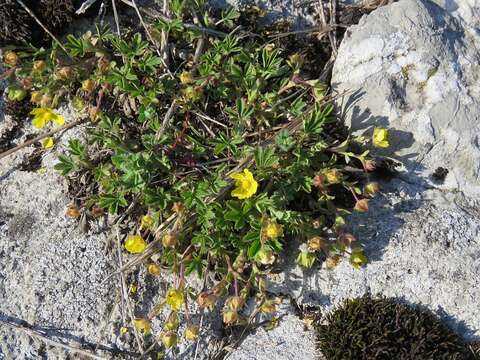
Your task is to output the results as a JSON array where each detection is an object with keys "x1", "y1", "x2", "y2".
[
  {"x1": 254, "y1": 146, "x2": 279, "y2": 170},
  {"x1": 275, "y1": 129, "x2": 295, "y2": 152},
  {"x1": 247, "y1": 238, "x2": 261, "y2": 258},
  {"x1": 54, "y1": 155, "x2": 75, "y2": 175},
  {"x1": 97, "y1": 193, "x2": 128, "y2": 214}
]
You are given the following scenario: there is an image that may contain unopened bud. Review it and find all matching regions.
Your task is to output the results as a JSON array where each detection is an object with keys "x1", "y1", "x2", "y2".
[
  {"x1": 57, "y1": 66, "x2": 74, "y2": 80},
  {"x1": 164, "y1": 312, "x2": 179, "y2": 331},
  {"x1": 307, "y1": 236, "x2": 325, "y2": 252},
  {"x1": 185, "y1": 325, "x2": 200, "y2": 341},
  {"x1": 32, "y1": 60, "x2": 47, "y2": 73},
  {"x1": 364, "y1": 182, "x2": 379, "y2": 197},
  {"x1": 260, "y1": 300, "x2": 276, "y2": 314},
  {"x1": 197, "y1": 292, "x2": 216, "y2": 309},
  {"x1": 30, "y1": 91, "x2": 42, "y2": 104},
  {"x1": 364, "y1": 160, "x2": 377, "y2": 171},
  {"x1": 162, "y1": 233, "x2": 178, "y2": 248},
  {"x1": 226, "y1": 296, "x2": 244, "y2": 311},
  {"x1": 4, "y1": 51, "x2": 18, "y2": 66},
  {"x1": 222, "y1": 309, "x2": 238, "y2": 325},
  {"x1": 20, "y1": 76, "x2": 33, "y2": 90},
  {"x1": 66, "y1": 205, "x2": 80, "y2": 219},
  {"x1": 161, "y1": 331, "x2": 178, "y2": 348},
  {"x1": 338, "y1": 233, "x2": 356, "y2": 248},
  {"x1": 354, "y1": 199, "x2": 369, "y2": 212},
  {"x1": 81, "y1": 79, "x2": 95, "y2": 93}
]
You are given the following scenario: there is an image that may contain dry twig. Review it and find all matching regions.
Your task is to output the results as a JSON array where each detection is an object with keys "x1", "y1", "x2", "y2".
[
  {"x1": 0, "y1": 317, "x2": 107, "y2": 360},
  {"x1": 0, "y1": 119, "x2": 85, "y2": 161}
]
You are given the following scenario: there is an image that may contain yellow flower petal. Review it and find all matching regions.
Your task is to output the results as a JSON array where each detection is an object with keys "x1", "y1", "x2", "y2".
[
  {"x1": 32, "y1": 117, "x2": 48, "y2": 128},
  {"x1": 125, "y1": 235, "x2": 146, "y2": 254},
  {"x1": 373, "y1": 128, "x2": 390, "y2": 148},
  {"x1": 133, "y1": 318, "x2": 151, "y2": 335},
  {"x1": 52, "y1": 113, "x2": 65, "y2": 126},
  {"x1": 230, "y1": 169, "x2": 258, "y2": 199},
  {"x1": 42, "y1": 137, "x2": 55, "y2": 149},
  {"x1": 263, "y1": 221, "x2": 283, "y2": 239},
  {"x1": 166, "y1": 288, "x2": 184, "y2": 311},
  {"x1": 30, "y1": 107, "x2": 64, "y2": 128}
]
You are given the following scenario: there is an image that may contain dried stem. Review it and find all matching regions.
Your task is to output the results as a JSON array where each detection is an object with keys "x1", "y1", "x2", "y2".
[
  {"x1": 0, "y1": 119, "x2": 85, "y2": 161},
  {"x1": 0, "y1": 317, "x2": 107, "y2": 360},
  {"x1": 130, "y1": 0, "x2": 174, "y2": 78},
  {"x1": 111, "y1": 0, "x2": 121, "y2": 35}
]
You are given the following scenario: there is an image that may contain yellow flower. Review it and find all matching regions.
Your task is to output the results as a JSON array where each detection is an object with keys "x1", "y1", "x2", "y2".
[
  {"x1": 372, "y1": 128, "x2": 389, "y2": 148},
  {"x1": 133, "y1": 318, "x2": 151, "y2": 335},
  {"x1": 30, "y1": 108, "x2": 65, "y2": 129},
  {"x1": 185, "y1": 325, "x2": 200, "y2": 341},
  {"x1": 140, "y1": 214, "x2": 154, "y2": 229},
  {"x1": 166, "y1": 288, "x2": 184, "y2": 311},
  {"x1": 147, "y1": 263, "x2": 161, "y2": 276},
  {"x1": 125, "y1": 235, "x2": 146, "y2": 254},
  {"x1": 179, "y1": 71, "x2": 194, "y2": 85},
  {"x1": 230, "y1": 169, "x2": 258, "y2": 199},
  {"x1": 263, "y1": 221, "x2": 283, "y2": 239},
  {"x1": 41, "y1": 137, "x2": 55, "y2": 149},
  {"x1": 119, "y1": 326, "x2": 128, "y2": 335}
]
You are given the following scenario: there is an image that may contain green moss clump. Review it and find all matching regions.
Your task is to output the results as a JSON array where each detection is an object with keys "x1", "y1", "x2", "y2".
[{"x1": 317, "y1": 296, "x2": 474, "y2": 360}]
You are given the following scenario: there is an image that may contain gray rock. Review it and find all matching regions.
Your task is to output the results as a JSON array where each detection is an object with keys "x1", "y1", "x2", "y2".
[
  {"x1": 229, "y1": 303, "x2": 318, "y2": 360},
  {"x1": 332, "y1": 0, "x2": 480, "y2": 196},
  {"x1": 0, "y1": 117, "x2": 119, "y2": 359},
  {"x1": 268, "y1": 178, "x2": 480, "y2": 341}
]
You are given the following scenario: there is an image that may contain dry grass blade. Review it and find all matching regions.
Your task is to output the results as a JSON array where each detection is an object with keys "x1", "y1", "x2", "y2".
[
  {"x1": 329, "y1": 0, "x2": 338, "y2": 57},
  {"x1": 111, "y1": 0, "x2": 121, "y2": 35},
  {"x1": 0, "y1": 119, "x2": 85, "y2": 161},
  {"x1": 0, "y1": 317, "x2": 108, "y2": 360},
  {"x1": 130, "y1": 0, "x2": 175, "y2": 78}
]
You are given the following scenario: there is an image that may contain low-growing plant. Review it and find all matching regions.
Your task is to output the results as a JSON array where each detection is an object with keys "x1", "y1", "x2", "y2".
[
  {"x1": 317, "y1": 296, "x2": 474, "y2": 360},
  {"x1": 1, "y1": 1, "x2": 390, "y2": 350}
]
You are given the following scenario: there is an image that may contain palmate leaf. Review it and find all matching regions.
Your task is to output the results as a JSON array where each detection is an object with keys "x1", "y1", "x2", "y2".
[
  {"x1": 254, "y1": 146, "x2": 279, "y2": 170},
  {"x1": 303, "y1": 103, "x2": 334, "y2": 135},
  {"x1": 54, "y1": 155, "x2": 75, "y2": 175},
  {"x1": 97, "y1": 192, "x2": 128, "y2": 214}
]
